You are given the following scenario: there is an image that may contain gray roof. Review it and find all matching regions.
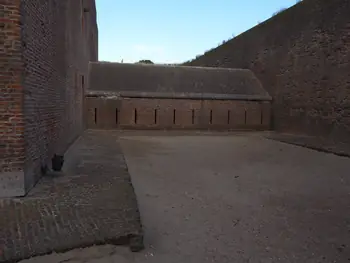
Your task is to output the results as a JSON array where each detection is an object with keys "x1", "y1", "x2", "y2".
[{"x1": 88, "y1": 62, "x2": 270, "y2": 99}]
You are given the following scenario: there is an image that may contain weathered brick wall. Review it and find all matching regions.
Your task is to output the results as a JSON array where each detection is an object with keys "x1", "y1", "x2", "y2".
[
  {"x1": 185, "y1": 0, "x2": 350, "y2": 143},
  {"x1": 20, "y1": 0, "x2": 98, "y2": 192},
  {"x1": 0, "y1": 0, "x2": 98, "y2": 197},
  {"x1": 87, "y1": 62, "x2": 272, "y2": 132},
  {"x1": 0, "y1": 0, "x2": 25, "y2": 196},
  {"x1": 85, "y1": 96, "x2": 271, "y2": 131}
]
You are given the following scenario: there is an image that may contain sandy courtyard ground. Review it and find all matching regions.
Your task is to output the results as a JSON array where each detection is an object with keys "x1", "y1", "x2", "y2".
[{"x1": 20, "y1": 132, "x2": 350, "y2": 263}]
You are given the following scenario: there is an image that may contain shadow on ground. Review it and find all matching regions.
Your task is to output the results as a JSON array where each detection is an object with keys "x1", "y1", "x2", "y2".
[
  {"x1": 0, "y1": 130, "x2": 143, "y2": 263},
  {"x1": 5, "y1": 130, "x2": 350, "y2": 263}
]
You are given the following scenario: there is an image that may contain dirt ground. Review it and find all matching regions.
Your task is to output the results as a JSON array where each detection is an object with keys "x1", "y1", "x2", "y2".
[
  {"x1": 0, "y1": 130, "x2": 142, "y2": 263},
  {"x1": 20, "y1": 132, "x2": 350, "y2": 263}
]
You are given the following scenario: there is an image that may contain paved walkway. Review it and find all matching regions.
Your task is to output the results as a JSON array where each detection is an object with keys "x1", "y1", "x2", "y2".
[
  {"x1": 0, "y1": 131, "x2": 143, "y2": 263},
  {"x1": 17, "y1": 131, "x2": 350, "y2": 262}
]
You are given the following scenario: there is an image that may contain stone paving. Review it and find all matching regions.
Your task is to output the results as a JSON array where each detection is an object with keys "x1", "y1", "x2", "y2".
[{"x1": 0, "y1": 130, "x2": 143, "y2": 263}]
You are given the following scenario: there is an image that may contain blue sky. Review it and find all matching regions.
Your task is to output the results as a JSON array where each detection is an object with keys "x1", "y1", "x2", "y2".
[{"x1": 96, "y1": 0, "x2": 299, "y2": 64}]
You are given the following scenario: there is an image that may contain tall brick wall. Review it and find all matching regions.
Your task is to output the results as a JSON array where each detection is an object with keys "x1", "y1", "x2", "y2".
[
  {"x1": 185, "y1": 0, "x2": 350, "y2": 143},
  {"x1": 0, "y1": 0, "x2": 25, "y2": 196},
  {"x1": 0, "y1": 0, "x2": 98, "y2": 197},
  {"x1": 21, "y1": 0, "x2": 98, "y2": 193}
]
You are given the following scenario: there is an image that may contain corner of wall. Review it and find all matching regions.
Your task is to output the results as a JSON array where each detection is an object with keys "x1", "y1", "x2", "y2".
[{"x1": 0, "y1": 1, "x2": 26, "y2": 197}]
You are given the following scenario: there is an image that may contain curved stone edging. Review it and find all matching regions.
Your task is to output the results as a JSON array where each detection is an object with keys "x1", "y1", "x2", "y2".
[{"x1": 0, "y1": 130, "x2": 144, "y2": 263}]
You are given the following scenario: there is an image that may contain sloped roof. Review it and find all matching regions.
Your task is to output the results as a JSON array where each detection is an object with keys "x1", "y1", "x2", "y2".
[{"x1": 88, "y1": 62, "x2": 270, "y2": 99}]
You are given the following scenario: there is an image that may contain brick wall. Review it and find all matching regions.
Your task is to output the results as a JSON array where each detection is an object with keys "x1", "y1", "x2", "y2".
[
  {"x1": 85, "y1": 96, "x2": 271, "y2": 131},
  {"x1": 185, "y1": 0, "x2": 350, "y2": 143},
  {"x1": 21, "y1": 0, "x2": 98, "y2": 193},
  {"x1": 87, "y1": 62, "x2": 272, "y2": 132},
  {"x1": 0, "y1": 0, "x2": 98, "y2": 197},
  {"x1": 0, "y1": 0, "x2": 25, "y2": 196}
]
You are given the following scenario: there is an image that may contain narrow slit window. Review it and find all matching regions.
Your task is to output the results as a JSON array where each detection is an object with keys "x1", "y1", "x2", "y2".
[
  {"x1": 227, "y1": 110, "x2": 231, "y2": 124},
  {"x1": 191, "y1": 109, "x2": 195, "y2": 125},
  {"x1": 173, "y1": 109, "x2": 176, "y2": 125},
  {"x1": 134, "y1": 109, "x2": 138, "y2": 124},
  {"x1": 209, "y1": 110, "x2": 213, "y2": 124},
  {"x1": 94, "y1": 108, "x2": 97, "y2": 124},
  {"x1": 81, "y1": 75, "x2": 85, "y2": 90},
  {"x1": 154, "y1": 109, "x2": 158, "y2": 124}
]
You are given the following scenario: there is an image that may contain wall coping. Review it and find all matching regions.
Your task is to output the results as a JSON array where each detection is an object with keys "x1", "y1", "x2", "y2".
[{"x1": 86, "y1": 90, "x2": 272, "y2": 101}]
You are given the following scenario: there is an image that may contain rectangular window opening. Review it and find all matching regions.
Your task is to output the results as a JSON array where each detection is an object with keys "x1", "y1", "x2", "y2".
[
  {"x1": 154, "y1": 109, "x2": 158, "y2": 124},
  {"x1": 227, "y1": 110, "x2": 231, "y2": 125},
  {"x1": 75, "y1": 71, "x2": 78, "y2": 88},
  {"x1": 191, "y1": 109, "x2": 195, "y2": 125},
  {"x1": 134, "y1": 109, "x2": 138, "y2": 124},
  {"x1": 173, "y1": 109, "x2": 176, "y2": 125},
  {"x1": 94, "y1": 108, "x2": 97, "y2": 124},
  {"x1": 209, "y1": 110, "x2": 213, "y2": 125}
]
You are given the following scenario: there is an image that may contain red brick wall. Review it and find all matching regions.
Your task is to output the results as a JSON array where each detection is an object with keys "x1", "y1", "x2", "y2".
[
  {"x1": 0, "y1": 0, "x2": 25, "y2": 195},
  {"x1": 0, "y1": 0, "x2": 98, "y2": 196},
  {"x1": 185, "y1": 0, "x2": 350, "y2": 143},
  {"x1": 20, "y1": 0, "x2": 98, "y2": 192},
  {"x1": 86, "y1": 97, "x2": 271, "y2": 131}
]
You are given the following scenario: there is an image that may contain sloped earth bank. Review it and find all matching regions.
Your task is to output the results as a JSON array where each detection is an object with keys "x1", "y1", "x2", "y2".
[
  {"x1": 19, "y1": 131, "x2": 350, "y2": 263},
  {"x1": 0, "y1": 130, "x2": 143, "y2": 263}
]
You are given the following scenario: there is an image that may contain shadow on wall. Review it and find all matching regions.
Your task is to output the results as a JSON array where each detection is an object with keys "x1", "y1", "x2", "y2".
[{"x1": 184, "y1": 0, "x2": 350, "y2": 143}]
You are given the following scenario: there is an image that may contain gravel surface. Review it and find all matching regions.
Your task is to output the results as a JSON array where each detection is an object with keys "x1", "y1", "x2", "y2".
[{"x1": 18, "y1": 131, "x2": 350, "y2": 263}]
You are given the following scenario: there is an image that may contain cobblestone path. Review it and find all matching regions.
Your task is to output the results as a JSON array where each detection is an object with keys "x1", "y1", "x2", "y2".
[{"x1": 0, "y1": 130, "x2": 143, "y2": 263}]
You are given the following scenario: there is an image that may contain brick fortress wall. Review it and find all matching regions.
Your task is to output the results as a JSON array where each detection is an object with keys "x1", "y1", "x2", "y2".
[
  {"x1": 86, "y1": 96, "x2": 271, "y2": 131},
  {"x1": 185, "y1": 0, "x2": 350, "y2": 143},
  {"x1": 0, "y1": 0, "x2": 98, "y2": 197},
  {"x1": 21, "y1": 0, "x2": 98, "y2": 193},
  {"x1": 87, "y1": 63, "x2": 272, "y2": 131},
  {"x1": 0, "y1": 0, "x2": 25, "y2": 196}
]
